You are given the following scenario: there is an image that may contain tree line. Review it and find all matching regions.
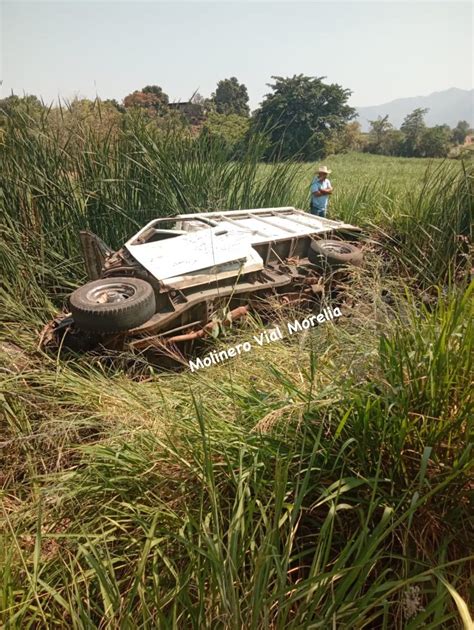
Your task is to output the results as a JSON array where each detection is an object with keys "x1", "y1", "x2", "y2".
[
  {"x1": 364, "y1": 110, "x2": 471, "y2": 158},
  {"x1": 1, "y1": 75, "x2": 472, "y2": 161}
]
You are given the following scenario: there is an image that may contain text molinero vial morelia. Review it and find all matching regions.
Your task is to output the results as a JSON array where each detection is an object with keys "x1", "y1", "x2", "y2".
[{"x1": 189, "y1": 306, "x2": 342, "y2": 372}]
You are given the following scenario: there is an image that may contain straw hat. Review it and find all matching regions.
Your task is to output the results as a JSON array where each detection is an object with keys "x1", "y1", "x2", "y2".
[{"x1": 317, "y1": 165, "x2": 331, "y2": 174}]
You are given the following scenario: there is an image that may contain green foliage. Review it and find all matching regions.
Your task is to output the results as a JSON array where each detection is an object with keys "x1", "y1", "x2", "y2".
[
  {"x1": 123, "y1": 84, "x2": 169, "y2": 116},
  {"x1": 1, "y1": 282, "x2": 472, "y2": 627},
  {"x1": 365, "y1": 111, "x2": 454, "y2": 158},
  {"x1": 380, "y1": 162, "x2": 473, "y2": 285},
  {"x1": 102, "y1": 98, "x2": 126, "y2": 113},
  {"x1": 331, "y1": 121, "x2": 365, "y2": 154},
  {"x1": 0, "y1": 93, "x2": 45, "y2": 118},
  {"x1": 141, "y1": 84, "x2": 169, "y2": 103},
  {"x1": 451, "y1": 120, "x2": 471, "y2": 145},
  {"x1": 0, "y1": 107, "x2": 304, "y2": 303},
  {"x1": 365, "y1": 115, "x2": 404, "y2": 156},
  {"x1": 0, "y1": 94, "x2": 46, "y2": 140},
  {"x1": 400, "y1": 107, "x2": 429, "y2": 157},
  {"x1": 1, "y1": 110, "x2": 473, "y2": 627},
  {"x1": 201, "y1": 112, "x2": 250, "y2": 153},
  {"x1": 50, "y1": 97, "x2": 124, "y2": 145},
  {"x1": 212, "y1": 77, "x2": 250, "y2": 117},
  {"x1": 419, "y1": 125, "x2": 452, "y2": 158},
  {"x1": 253, "y1": 74, "x2": 356, "y2": 161}
]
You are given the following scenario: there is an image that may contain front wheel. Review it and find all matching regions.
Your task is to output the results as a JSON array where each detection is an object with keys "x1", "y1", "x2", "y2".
[{"x1": 69, "y1": 277, "x2": 156, "y2": 332}]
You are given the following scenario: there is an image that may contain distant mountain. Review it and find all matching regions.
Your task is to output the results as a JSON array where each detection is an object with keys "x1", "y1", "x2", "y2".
[{"x1": 356, "y1": 88, "x2": 474, "y2": 131}]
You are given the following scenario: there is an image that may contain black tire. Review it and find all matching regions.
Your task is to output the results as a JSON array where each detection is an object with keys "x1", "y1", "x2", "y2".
[
  {"x1": 69, "y1": 277, "x2": 156, "y2": 333},
  {"x1": 308, "y1": 239, "x2": 363, "y2": 268}
]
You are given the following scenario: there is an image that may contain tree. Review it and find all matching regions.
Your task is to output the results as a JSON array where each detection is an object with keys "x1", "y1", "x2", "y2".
[
  {"x1": 0, "y1": 94, "x2": 46, "y2": 141},
  {"x1": 142, "y1": 85, "x2": 169, "y2": 104},
  {"x1": 400, "y1": 107, "x2": 428, "y2": 157},
  {"x1": 451, "y1": 120, "x2": 471, "y2": 145},
  {"x1": 252, "y1": 75, "x2": 356, "y2": 160},
  {"x1": 364, "y1": 116, "x2": 404, "y2": 155},
  {"x1": 201, "y1": 112, "x2": 250, "y2": 153},
  {"x1": 123, "y1": 85, "x2": 169, "y2": 116},
  {"x1": 0, "y1": 93, "x2": 45, "y2": 119},
  {"x1": 366, "y1": 115, "x2": 393, "y2": 154},
  {"x1": 332, "y1": 121, "x2": 364, "y2": 153},
  {"x1": 369, "y1": 114, "x2": 393, "y2": 154},
  {"x1": 212, "y1": 77, "x2": 249, "y2": 117},
  {"x1": 419, "y1": 125, "x2": 451, "y2": 158},
  {"x1": 103, "y1": 98, "x2": 126, "y2": 113}
]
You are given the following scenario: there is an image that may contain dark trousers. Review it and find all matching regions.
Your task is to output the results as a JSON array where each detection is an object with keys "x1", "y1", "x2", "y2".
[{"x1": 310, "y1": 205, "x2": 327, "y2": 218}]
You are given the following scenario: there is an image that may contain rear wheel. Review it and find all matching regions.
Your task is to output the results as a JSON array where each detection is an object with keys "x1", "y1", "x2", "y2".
[
  {"x1": 69, "y1": 277, "x2": 156, "y2": 332},
  {"x1": 308, "y1": 239, "x2": 363, "y2": 268}
]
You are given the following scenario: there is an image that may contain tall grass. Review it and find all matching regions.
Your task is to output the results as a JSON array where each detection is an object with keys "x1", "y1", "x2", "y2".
[
  {"x1": 1, "y1": 107, "x2": 471, "y2": 302},
  {"x1": 1, "y1": 105, "x2": 473, "y2": 628},
  {"x1": 1, "y1": 282, "x2": 472, "y2": 627},
  {"x1": 294, "y1": 156, "x2": 472, "y2": 287},
  {"x1": 372, "y1": 162, "x2": 473, "y2": 287},
  {"x1": 0, "y1": 106, "x2": 307, "y2": 326},
  {"x1": 1, "y1": 107, "x2": 305, "y2": 254}
]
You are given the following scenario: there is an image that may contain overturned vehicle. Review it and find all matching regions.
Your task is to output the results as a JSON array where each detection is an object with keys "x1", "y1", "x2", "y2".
[{"x1": 41, "y1": 207, "x2": 364, "y2": 360}]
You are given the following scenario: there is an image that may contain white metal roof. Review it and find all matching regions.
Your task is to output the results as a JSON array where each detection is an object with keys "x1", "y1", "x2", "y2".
[
  {"x1": 125, "y1": 207, "x2": 359, "y2": 286},
  {"x1": 175, "y1": 207, "x2": 357, "y2": 242},
  {"x1": 126, "y1": 223, "x2": 263, "y2": 286}
]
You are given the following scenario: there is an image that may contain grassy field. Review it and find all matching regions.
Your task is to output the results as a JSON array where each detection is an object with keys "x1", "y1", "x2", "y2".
[
  {"x1": 1, "y1": 112, "x2": 473, "y2": 628},
  {"x1": 268, "y1": 151, "x2": 449, "y2": 196}
]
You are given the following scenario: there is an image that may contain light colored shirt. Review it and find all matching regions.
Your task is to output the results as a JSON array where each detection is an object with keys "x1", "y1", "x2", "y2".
[{"x1": 310, "y1": 177, "x2": 332, "y2": 210}]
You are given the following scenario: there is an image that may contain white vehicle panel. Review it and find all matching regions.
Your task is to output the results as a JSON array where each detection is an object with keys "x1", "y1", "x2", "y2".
[
  {"x1": 126, "y1": 223, "x2": 263, "y2": 282},
  {"x1": 125, "y1": 207, "x2": 360, "y2": 284}
]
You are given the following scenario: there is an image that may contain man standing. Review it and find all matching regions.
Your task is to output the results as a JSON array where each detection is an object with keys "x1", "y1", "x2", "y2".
[{"x1": 310, "y1": 166, "x2": 333, "y2": 217}]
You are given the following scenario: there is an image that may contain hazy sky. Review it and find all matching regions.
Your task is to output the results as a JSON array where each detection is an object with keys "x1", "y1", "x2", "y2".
[{"x1": 2, "y1": 1, "x2": 473, "y2": 109}]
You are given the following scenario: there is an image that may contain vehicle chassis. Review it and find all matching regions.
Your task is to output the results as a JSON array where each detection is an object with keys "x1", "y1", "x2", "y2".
[{"x1": 40, "y1": 208, "x2": 362, "y2": 359}]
